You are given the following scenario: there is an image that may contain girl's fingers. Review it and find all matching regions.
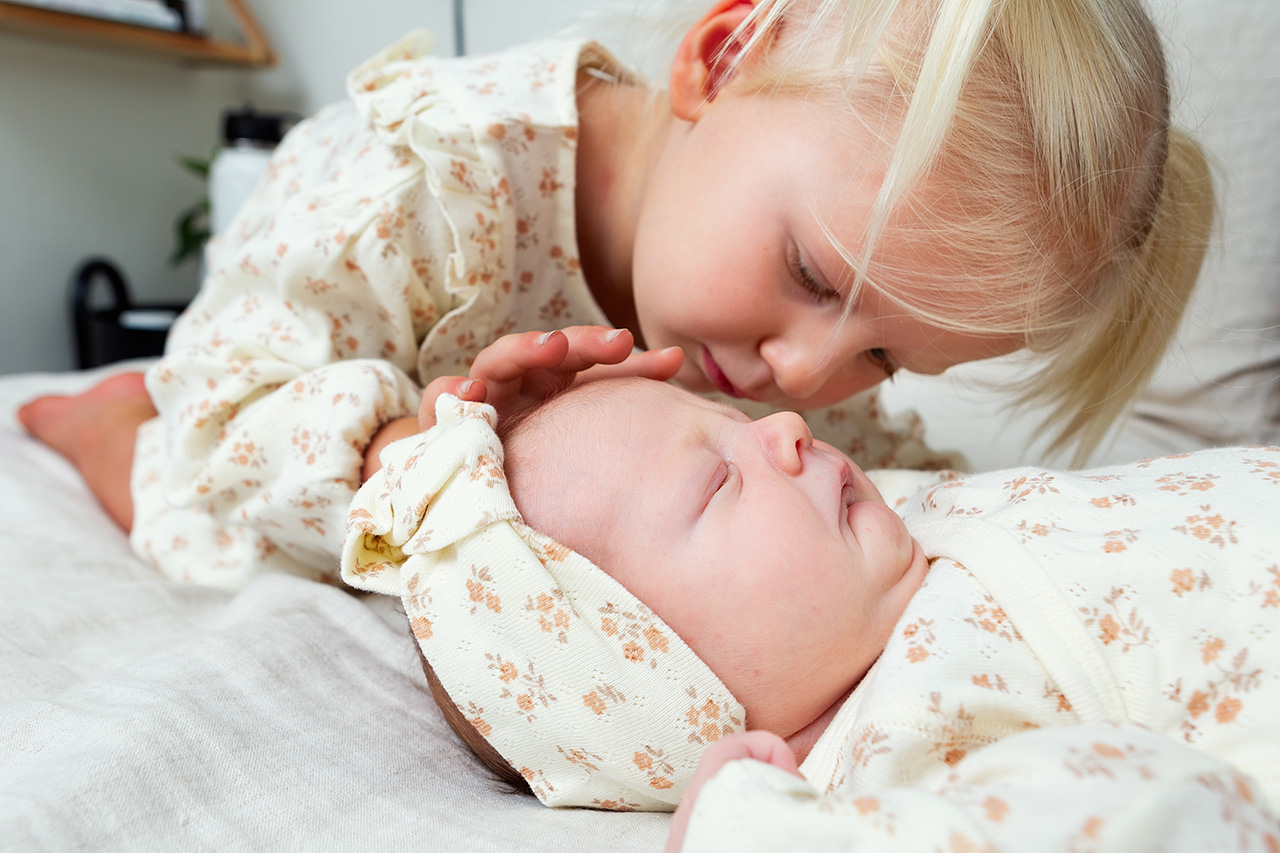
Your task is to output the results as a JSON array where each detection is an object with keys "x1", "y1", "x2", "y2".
[
  {"x1": 469, "y1": 326, "x2": 636, "y2": 384},
  {"x1": 494, "y1": 334, "x2": 669, "y2": 404},
  {"x1": 453, "y1": 327, "x2": 671, "y2": 421},
  {"x1": 418, "y1": 375, "x2": 487, "y2": 429},
  {"x1": 466, "y1": 331, "x2": 573, "y2": 414},
  {"x1": 468, "y1": 329, "x2": 571, "y2": 385},
  {"x1": 544, "y1": 326, "x2": 637, "y2": 372},
  {"x1": 413, "y1": 328, "x2": 670, "y2": 432},
  {"x1": 469, "y1": 326, "x2": 641, "y2": 410},
  {"x1": 575, "y1": 346, "x2": 684, "y2": 384}
]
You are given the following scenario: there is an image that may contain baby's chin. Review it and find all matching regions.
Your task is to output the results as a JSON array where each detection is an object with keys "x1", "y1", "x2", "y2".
[{"x1": 893, "y1": 534, "x2": 931, "y2": 614}]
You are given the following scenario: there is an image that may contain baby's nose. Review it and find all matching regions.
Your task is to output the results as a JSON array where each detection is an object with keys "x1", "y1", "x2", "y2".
[{"x1": 755, "y1": 411, "x2": 812, "y2": 476}]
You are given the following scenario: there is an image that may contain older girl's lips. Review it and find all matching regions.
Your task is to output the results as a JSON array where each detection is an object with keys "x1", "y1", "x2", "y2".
[{"x1": 702, "y1": 348, "x2": 745, "y2": 398}]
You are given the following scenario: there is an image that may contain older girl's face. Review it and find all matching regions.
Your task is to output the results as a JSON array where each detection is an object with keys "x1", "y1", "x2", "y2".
[
  {"x1": 630, "y1": 88, "x2": 1021, "y2": 410},
  {"x1": 511, "y1": 379, "x2": 930, "y2": 737}
]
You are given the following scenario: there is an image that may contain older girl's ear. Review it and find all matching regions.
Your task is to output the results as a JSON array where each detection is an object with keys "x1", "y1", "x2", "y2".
[{"x1": 668, "y1": 0, "x2": 762, "y2": 120}]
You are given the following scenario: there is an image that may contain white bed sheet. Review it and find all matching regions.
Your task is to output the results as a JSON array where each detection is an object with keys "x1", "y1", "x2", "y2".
[{"x1": 0, "y1": 364, "x2": 667, "y2": 851}]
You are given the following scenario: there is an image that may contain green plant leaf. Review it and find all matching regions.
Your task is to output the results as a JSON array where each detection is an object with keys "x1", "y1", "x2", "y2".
[
  {"x1": 175, "y1": 146, "x2": 219, "y2": 180},
  {"x1": 170, "y1": 198, "x2": 211, "y2": 267},
  {"x1": 170, "y1": 147, "x2": 216, "y2": 266}
]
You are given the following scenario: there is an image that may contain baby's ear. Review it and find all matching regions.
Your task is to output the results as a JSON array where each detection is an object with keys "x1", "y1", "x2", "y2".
[{"x1": 669, "y1": 0, "x2": 764, "y2": 120}]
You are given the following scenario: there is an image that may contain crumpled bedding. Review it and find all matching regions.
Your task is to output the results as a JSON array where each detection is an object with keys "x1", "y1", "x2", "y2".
[{"x1": 0, "y1": 364, "x2": 666, "y2": 851}]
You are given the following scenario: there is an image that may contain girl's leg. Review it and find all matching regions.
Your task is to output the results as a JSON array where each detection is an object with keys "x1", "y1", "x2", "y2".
[{"x1": 17, "y1": 372, "x2": 155, "y2": 532}]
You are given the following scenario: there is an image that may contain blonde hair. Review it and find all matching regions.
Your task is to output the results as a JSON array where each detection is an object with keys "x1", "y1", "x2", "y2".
[{"x1": 715, "y1": 0, "x2": 1214, "y2": 464}]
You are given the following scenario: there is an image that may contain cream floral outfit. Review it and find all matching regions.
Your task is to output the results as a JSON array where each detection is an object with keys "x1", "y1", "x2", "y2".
[
  {"x1": 686, "y1": 446, "x2": 1280, "y2": 850},
  {"x1": 129, "y1": 31, "x2": 944, "y2": 590}
]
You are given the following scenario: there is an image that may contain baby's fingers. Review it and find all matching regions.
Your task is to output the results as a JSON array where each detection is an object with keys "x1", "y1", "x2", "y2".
[
  {"x1": 665, "y1": 732, "x2": 799, "y2": 853},
  {"x1": 418, "y1": 375, "x2": 486, "y2": 430},
  {"x1": 702, "y1": 731, "x2": 799, "y2": 776}
]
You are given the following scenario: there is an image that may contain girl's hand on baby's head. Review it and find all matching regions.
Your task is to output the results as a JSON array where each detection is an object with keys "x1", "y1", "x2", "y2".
[
  {"x1": 417, "y1": 374, "x2": 488, "y2": 430},
  {"x1": 665, "y1": 731, "x2": 800, "y2": 853},
  {"x1": 471, "y1": 326, "x2": 684, "y2": 405},
  {"x1": 419, "y1": 326, "x2": 683, "y2": 430}
]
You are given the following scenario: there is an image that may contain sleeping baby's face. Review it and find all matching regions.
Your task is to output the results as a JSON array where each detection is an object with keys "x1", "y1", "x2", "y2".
[{"x1": 505, "y1": 378, "x2": 929, "y2": 739}]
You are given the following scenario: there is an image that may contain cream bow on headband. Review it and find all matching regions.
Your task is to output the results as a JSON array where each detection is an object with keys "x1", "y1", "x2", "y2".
[{"x1": 340, "y1": 395, "x2": 745, "y2": 810}]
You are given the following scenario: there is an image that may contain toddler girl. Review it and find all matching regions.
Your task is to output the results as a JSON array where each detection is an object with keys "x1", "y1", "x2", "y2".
[
  {"x1": 22, "y1": 0, "x2": 1212, "y2": 590},
  {"x1": 345, "y1": 375, "x2": 1278, "y2": 850}
]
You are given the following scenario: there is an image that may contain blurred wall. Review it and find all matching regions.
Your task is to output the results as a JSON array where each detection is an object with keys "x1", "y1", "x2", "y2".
[{"x1": 0, "y1": 0, "x2": 594, "y2": 374}]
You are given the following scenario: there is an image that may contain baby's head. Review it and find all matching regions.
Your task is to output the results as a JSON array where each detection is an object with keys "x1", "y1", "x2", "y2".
[
  {"x1": 341, "y1": 379, "x2": 928, "y2": 810},
  {"x1": 629, "y1": 0, "x2": 1211, "y2": 462},
  {"x1": 502, "y1": 377, "x2": 928, "y2": 739}
]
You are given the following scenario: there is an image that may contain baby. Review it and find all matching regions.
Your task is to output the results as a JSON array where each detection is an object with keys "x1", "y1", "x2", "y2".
[
  {"x1": 500, "y1": 377, "x2": 931, "y2": 749},
  {"x1": 343, "y1": 377, "x2": 1280, "y2": 850}
]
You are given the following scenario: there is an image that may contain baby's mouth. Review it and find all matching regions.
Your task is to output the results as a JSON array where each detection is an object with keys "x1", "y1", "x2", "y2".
[
  {"x1": 701, "y1": 349, "x2": 745, "y2": 398},
  {"x1": 841, "y1": 465, "x2": 857, "y2": 514},
  {"x1": 838, "y1": 457, "x2": 875, "y2": 521}
]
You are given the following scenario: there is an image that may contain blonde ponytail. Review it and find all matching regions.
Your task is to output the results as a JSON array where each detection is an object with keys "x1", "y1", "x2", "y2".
[{"x1": 1026, "y1": 129, "x2": 1216, "y2": 464}]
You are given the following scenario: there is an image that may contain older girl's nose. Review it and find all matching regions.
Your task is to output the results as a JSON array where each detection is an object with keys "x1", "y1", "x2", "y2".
[
  {"x1": 759, "y1": 338, "x2": 831, "y2": 400},
  {"x1": 754, "y1": 411, "x2": 813, "y2": 476},
  {"x1": 760, "y1": 330, "x2": 875, "y2": 402}
]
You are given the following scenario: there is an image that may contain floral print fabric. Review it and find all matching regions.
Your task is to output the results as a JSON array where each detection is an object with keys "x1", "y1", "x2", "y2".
[
  {"x1": 127, "y1": 30, "x2": 956, "y2": 591},
  {"x1": 685, "y1": 446, "x2": 1280, "y2": 850},
  {"x1": 342, "y1": 394, "x2": 744, "y2": 811},
  {"x1": 129, "y1": 33, "x2": 611, "y2": 588}
]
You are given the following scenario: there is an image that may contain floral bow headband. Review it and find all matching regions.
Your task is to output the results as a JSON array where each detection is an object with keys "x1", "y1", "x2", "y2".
[{"x1": 341, "y1": 395, "x2": 744, "y2": 810}]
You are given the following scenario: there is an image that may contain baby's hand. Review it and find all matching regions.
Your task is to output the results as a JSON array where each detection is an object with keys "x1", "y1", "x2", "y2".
[
  {"x1": 418, "y1": 327, "x2": 682, "y2": 429},
  {"x1": 665, "y1": 732, "x2": 800, "y2": 853}
]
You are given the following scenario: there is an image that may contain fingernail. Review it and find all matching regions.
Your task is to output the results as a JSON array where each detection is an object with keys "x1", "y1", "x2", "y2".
[
  {"x1": 538, "y1": 331, "x2": 555, "y2": 345},
  {"x1": 605, "y1": 328, "x2": 625, "y2": 342},
  {"x1": 460, "y1": 379, "x2": 477, "y2": 395}
]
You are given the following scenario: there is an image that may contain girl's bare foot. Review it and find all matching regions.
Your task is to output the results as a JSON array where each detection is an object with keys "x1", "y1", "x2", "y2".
[
  {"x1": 17, "y1": 372, "x2": 155, "y2": 531},
  {"x1": 19, "y1": 372, "x2": 152, "y2": 459}
]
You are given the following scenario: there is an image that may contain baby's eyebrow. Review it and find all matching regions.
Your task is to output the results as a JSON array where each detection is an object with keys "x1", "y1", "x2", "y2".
[
  {"x1": 704, "y1": 400, "x2": 750, "y2": 423},
  {"x1": 678, "y1": 420, "x2": 712, "y2": 453},
  {"x1": 677, "y1": 399, "x2": 747, "y2": 458}
]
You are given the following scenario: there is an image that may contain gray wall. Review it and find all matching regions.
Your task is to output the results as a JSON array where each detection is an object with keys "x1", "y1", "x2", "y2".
[{"x1": 0, "y1": 0, "x2": 594, "y2": 374}]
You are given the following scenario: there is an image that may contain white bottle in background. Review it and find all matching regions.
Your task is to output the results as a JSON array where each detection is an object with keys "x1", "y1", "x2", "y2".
[{"x1": 208, "y1": 106, "x2": 288, "y2": 236}]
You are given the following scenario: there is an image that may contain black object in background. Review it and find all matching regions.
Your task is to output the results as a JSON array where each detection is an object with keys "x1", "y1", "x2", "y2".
[
  {"x1": 161, "y1": 0, "x2": 188, "y2": 31},
  {"x1": 71, "y1": 258, "x2": 188, "y2": 370}
]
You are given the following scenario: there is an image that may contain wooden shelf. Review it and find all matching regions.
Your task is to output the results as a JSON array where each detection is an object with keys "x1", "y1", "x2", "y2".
[{"x1": 0, "y1": 0, "x2": 274, "y2": 67}]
